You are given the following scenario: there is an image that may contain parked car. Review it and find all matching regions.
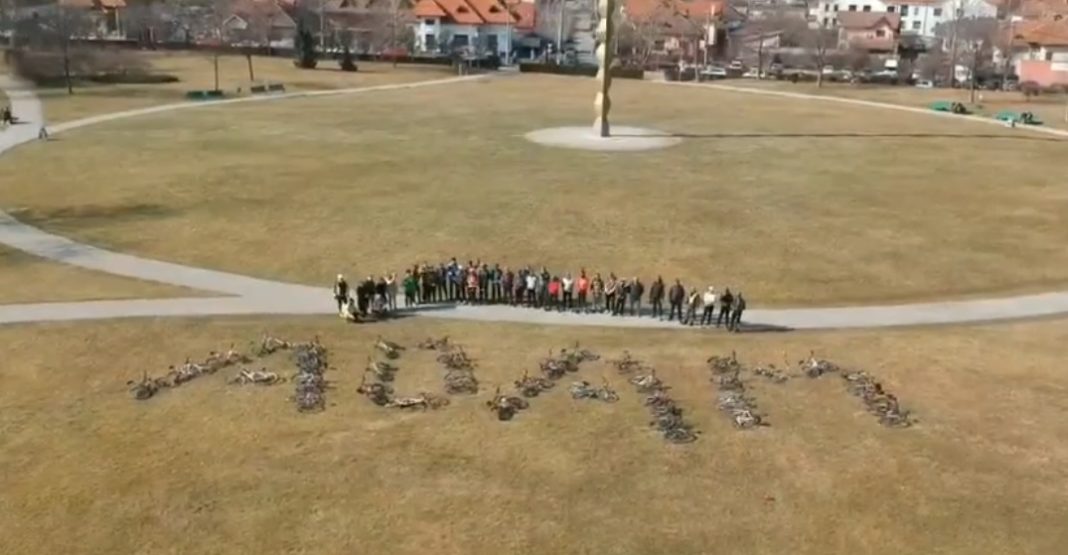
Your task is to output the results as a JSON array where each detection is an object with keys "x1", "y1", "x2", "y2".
[
  {"x1": 701, "y1": 65, "x2": 728, "y2": 79},
  {"x1": 742, "y1": 67, "x2": 763, "y2": 79},
  {"x1": 915, "y1": 79, "x2": 934, "y2": 89},
  {"x1": 728, "y1": 60, "x2": 744, "y2": 71}
]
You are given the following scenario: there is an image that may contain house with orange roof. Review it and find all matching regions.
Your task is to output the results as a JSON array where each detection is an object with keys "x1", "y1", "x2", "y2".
[
  {"x1": 619, "y1": 0, "x2": 729, "y2": 61},
  {"x1": 810, "y1": 0, "x2": 996, "y2": 39},
  {"x1": 1011, "y1": 13, "x2": 1068, "y2": 84},
  {"x1": 221, "y1": 0, "x2": 297, "y2": 48},
  {"x1": 55, "y1": 0, "x2": 126, "y2": 38},
  {"x1": 411, "y1": 0, "x2": 530, "y2": 58},
  {"x1": 836, "y1": 11, "x2": 900, "y2": 52}
]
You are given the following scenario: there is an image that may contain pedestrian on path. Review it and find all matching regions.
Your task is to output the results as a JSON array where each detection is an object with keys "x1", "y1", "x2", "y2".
[
  {"x1": 539, "y1": 267, "x2": 551, "y2": 307},
  {"x1": 730, "y1": 293, "x2": 747, "y2": 332},
  {"x1": 333, "y1": 274, "x2": 349, "y2": 314},
  {"x1": 375, "y1": 276, "x2": 388, "y2": 312},
  {"x1": 684, "y1": 288, "x2": 701, "y2": 326},
  {"x1": 502, "y1": 267, "x2": 514, "y2": 305},
  {"x1": 649, "y1": 276, "x2": 664, "y2": 319},
  {"x1": 700, "y1": 286, "x2": 717, "y2": 326},
  {"x1": 667, "y1": 279, "x2": 685, "y2": 321},
  {"x1": 490, "y1": 264, "x2": 502, "y2": 302},
  {"x1": 525, "y1": 269, "x2": 538, "y2": 306},
  {"x1": 604, "y1": 274, "x2": 618, "y2": 314},
  {"x1": 629, "y1": 277, "x2": 644, "y2": 316},
  {"x1": 385, "y1": 273, "x2": 397, "y2": 311},
  {"x1": 38, "y1": 125, "x2": 49, "y2": 141},
  {"x1": 561, "y1": 273, "x2": 574, "y2": 310},
  {"x1": 478, "y1": 263, "x2": 489, "y2": 303},
  {"x1": 403, "y1": 270, "x2": 417, "y2": 307},
  {"x1": 548, "y1": 275, "x2": 561, "y2": 311},
  {"x1": 615, "y1": 278, "x2": 630, "y2": 316},
  {"x1": 580, "y1": 271, "x2": 593, "y2": 311},
  {"x1": 717, "y1": 288, "x2": 734, "y2": 328}
]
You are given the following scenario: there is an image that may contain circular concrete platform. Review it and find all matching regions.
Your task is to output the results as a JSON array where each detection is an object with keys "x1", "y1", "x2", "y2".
[{"x1": 525, "y1": 126, "x2": 683, "y2": 152}]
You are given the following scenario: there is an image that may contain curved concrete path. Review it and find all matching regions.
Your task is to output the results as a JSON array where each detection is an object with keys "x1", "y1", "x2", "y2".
[{"x1": 3, "y1": 73, "x2": 1068, "y2": 330}]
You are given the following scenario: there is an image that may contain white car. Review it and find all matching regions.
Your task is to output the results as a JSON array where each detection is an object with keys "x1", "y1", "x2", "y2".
[
  {"x1": 701, "y1": 66, "x2": 728, "y2": 78},
  {"x1": 915, "y1": 80, "x2": 935, "y2": 88}
]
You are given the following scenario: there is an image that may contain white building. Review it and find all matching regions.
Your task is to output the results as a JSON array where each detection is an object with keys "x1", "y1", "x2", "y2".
[
  {"x1": 412, "y1": 0, "x2": 533, "y2": 57},
  {"x1": 810, "y1": 0, "x2": 997, "y2": 38}
]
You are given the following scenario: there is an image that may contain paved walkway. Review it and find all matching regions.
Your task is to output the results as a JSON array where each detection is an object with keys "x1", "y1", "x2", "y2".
[
  {"x1": 3, "y1": 74, "x2": 1068, "y2": 330},
  {"x1": 664, "y1": 80, "x2": 1068, "y2": 139}
]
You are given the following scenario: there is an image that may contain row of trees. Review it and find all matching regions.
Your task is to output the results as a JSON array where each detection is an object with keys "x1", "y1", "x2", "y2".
[
  {"x1": 607, "y1": 0, "x2": 1022, "y2": 90},
  {"x1": 6, "y1": 0, "x2": 420, "y2": 93}
]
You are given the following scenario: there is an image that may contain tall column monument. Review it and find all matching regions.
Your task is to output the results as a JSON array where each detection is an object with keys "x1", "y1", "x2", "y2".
[{"x1": 593, "y1": 0, "x2": 616, "y2": 138}]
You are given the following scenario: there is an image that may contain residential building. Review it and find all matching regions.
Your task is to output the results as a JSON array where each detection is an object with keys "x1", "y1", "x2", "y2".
[
  {"x1": 837, "y1": 10, "x2": 901, "y2": 51},
  {"x1": 1010, "y1": 12, "x2": 1068, "y2": 84},
  {"x1": 811, "y1": 0, "x2": 996, "y2": 38},
  {"x1": 52, "y1": 0, "x2": 127, "y2": 38},
  {"x1": 411, "y1": 0, "x2": 527, "y2": 57},
  {"x1": 620, "y1": 0, "x2": 728, "y2": 62},
  {"x1": 319, "y1": 0, "x2": 412, "y2": 53},
  {"x1": 222, "y1": 0, "x2": 297, "y2": 48}
]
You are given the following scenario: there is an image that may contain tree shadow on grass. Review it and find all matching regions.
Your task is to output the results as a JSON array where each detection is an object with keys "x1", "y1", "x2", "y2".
[
  {"x1": 616, "y1": 131, "x2": 1066, "y2": 142},
  {"x1": 11, "y1": 203, "x2": 178, "y2": 230}
]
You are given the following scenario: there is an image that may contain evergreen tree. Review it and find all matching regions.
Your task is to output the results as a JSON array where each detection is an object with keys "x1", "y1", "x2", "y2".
[
  {"x1": 293, "y1": 21, "x2": 318, "y2": 69},
  {"x1": 339, "y1": 45, "x2": 357, "y2": 72}
]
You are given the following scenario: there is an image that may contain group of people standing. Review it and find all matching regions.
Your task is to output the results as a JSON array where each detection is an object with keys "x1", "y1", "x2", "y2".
[
  {"x1": 333, "y1": 259, "x2": 749, "y2": 331},
  {"x1": 332, "y1": 273, "x2": 398, "y2": 321}
]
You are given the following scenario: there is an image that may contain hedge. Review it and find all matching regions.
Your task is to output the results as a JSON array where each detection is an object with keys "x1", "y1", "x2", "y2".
[{"x1": 518, "y1": 63, "x2": 644, "y2": 79}]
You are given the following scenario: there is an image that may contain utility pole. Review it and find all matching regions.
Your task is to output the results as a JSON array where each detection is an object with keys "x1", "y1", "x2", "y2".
[
  {"x1": 556, "y1": 0, "x2": 565, "y2": 64},
  {"x1": 9, "y1": 0, "x2": 17, "y2": 51},
  {"x1": 319, "y1": 0, "x2": 326, "y2": 51},
  {"x1": 948, "y1": 0, "x2": 962, "y2": 86}
]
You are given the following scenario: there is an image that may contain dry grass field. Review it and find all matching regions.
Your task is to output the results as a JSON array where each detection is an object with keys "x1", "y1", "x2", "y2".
[
  {"x1": 2, "y1": 75, "x2": 1066, "y2": 306},
  {"x1": 1, "y1": 316, "x2": 1067, "y2": 555},
  {"x1": 36, "y1": 52, "x2": 456, "y2": 123},
  {"x1": 0, "y1": 245, "x2": 200, "y2": 303},
  {"x1": 724, "y1": 79, "x2": 1068, "y2": 131}
]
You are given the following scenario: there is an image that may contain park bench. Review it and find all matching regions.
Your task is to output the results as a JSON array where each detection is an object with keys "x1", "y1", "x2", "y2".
[
  {"x1": 994, "y1": 110, "x2": 1044, "y2": 126},
  {"x1": 185, "y1": 90, "x2": 225, "y2": 101},
  {"x1": 249, "y1": 83, "x2": 286, "y2": 95}
]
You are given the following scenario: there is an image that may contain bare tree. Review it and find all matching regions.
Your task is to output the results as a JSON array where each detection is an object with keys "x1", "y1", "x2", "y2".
[
  {"x1": 844, "y1": 43, "x2": 871, "y2": 72},
  {"x1": 17, "y1": 2, "x2": 94, "y2": 94},
  {"x1": 802, "y1": 21, "x2": 834, "y2": 87},
  {"x1": 738, "y1": 6, "x2": 808, "y2": 77},
  {"x1": 536, "y1": 0, "x2": 574, "y2": 62},
  {"x1": 916, "y1": 49, "x2": 948, "y2": 80},
  {"x1": 937, "y1": 16, "x2": 997, "y2": 100}
]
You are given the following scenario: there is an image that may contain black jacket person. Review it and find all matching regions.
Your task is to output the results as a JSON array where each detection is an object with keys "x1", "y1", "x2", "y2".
[
  {"x1": 667, "y1": 279, "x2": 685, "y2": 321},
  {"x1": 629, "y1": 278, "x2": 644, "y2": 316},
  {"x1": 730, "y1": 293, "x2": 747, "y2": 332},
  {"x1": 717, "y1": 289, "x2": 734, "y2": 328},
  {"x1": 648, "y1": 277, "x2": 665, "y2": 318}
]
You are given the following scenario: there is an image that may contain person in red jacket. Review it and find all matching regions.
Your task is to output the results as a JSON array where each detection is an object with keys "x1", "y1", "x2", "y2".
[
  {"x1": 576, "y1": 270, "x2": 590, "y2": 311},
  {"x1": 547, "y1": 275, "x2": 561, "y2": 311}
]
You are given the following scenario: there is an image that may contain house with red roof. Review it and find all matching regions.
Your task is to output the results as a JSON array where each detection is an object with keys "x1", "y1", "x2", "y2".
[
  {"x1": 411, "y1": 0, "x2": 533, "y2": 58},
  {"x1": 1011, "y1": 13, "x2": 1068, "y2": 85},
  {"x1": 619, "y1": 0, "x2": 729, "y2": 62},
  {"x1": 56, "y1": 0, "x2": 126, "y2": 38},
  {"x1": 836, "y1": 11, "x2": 900, "y2": 52}
]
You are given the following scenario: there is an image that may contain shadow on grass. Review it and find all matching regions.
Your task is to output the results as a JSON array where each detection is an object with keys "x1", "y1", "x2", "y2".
[
  {"x1": 12, "y1": 203, "x2": 178, "y2": 230},
  {"x1": 616, "y1": 131, "x2": 1066, "y2": 142}
]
